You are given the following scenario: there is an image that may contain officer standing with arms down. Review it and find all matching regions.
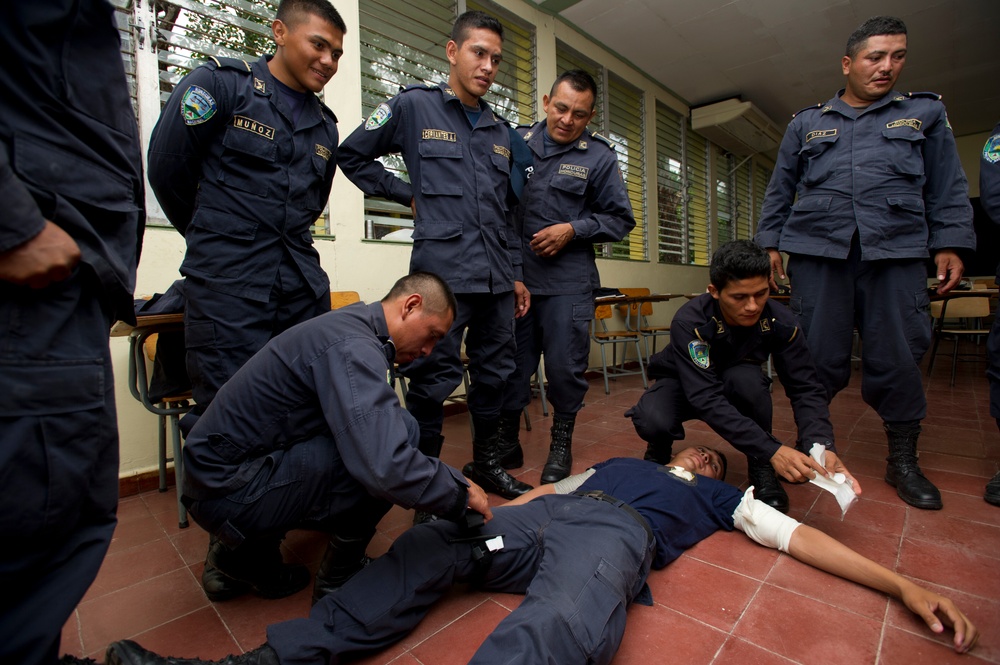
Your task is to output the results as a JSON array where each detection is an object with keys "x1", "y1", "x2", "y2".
[
  {"x1": 495, "y1": 70, "x2": 635, "y2": 484},
  {"x1": 174, "y1": 273, "x2": 492, "y2": 604},
  {"x1": 338, "y1": 11, "x2": 532, "y2": 502},
  {"x1": 981, "y1": 121, "x2": 1000, "y2": 507},
  {"x1": 148, "y1": 0, "x2": 345, "y2": 430},
  {"x1": 627, "y1": 241, "x2": 857, "y2": 512},
  {"x1": 0, "y1": 2, "x2": 144, "y2": 663},
  {"x1": 756, "y1": 16, "x2": 975, "y2": 510}
]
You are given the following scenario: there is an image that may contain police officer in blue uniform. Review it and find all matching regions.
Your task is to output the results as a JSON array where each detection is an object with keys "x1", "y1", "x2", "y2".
[
  {"x1": 147, "y1": 0, "x2": 345, "y2": 430},
  {"x1": 495, "y1": 70, "x2": 635, "y2": 485},
  {"x1": 756, "y1": 16, "x2": 975, "y2": 511},
  {"x1": 175, "y1": 273, "x2": 492, "y2": 604},
  {"x1": 107, "y1": 446, "x2": 980, "y2": 665},
  {"x1": 981, "y1": 122, "x2": 1000, "y2": 507},
  {"x1": 626, "y1": 241, "x2": 856, "y2": 513},
  {"x1": 337, "y1": 11, "x2": 532, "y2": 502},
  {"x1": 0, "y1": 2, "x2": 143, "y2": 663}
]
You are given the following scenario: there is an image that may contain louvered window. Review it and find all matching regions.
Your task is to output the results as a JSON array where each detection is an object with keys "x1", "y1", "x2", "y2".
[
  {"x1": 685, "y1": 124, "x2": 711, "y2": 265},
  {"x1": 753, "y1": 163, "x2": 772, "y2": 234}
]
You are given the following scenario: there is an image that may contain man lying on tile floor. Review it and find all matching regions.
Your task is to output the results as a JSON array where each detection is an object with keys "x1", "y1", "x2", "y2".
[{"x1": 106, "y1": 446, "x2": 977, "y2": 664}]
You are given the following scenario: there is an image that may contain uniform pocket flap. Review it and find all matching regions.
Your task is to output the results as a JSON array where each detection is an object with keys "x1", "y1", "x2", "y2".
[
  {"x1": 551, "y1": 174, "x2": 588, "y2": 195},
  {"x1": 190, "y1": 208, "x2": 259, "y2": 240},
  {"x1": 791, "y1": 195, "x2": 832, "y2": 212},
  {"x1": 420, "y1": 181, "x2": 463, "y2": 197},
  {"x1": 0, "y1": 361, "x2": 103, "y2": 416},
  {"x1": 222, "y1": 125, "x2": 278, "y2": 161},
  {"x1": 886, "y1": 196, "x2": 925, "y2": 212},
  {"x1": 412, "y1": 219, "x2": 462, "y2": 240},
  {"x1": 418, "y1": 140, "x2": 462, "y2": 159}
]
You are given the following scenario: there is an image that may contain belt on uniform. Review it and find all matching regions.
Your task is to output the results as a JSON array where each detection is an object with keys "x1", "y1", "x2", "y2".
[{"x1": 571, "y1": 490, "x2": 654, "y2": 548}]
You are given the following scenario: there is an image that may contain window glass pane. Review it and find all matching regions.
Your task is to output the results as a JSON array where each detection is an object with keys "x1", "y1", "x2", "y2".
[
  {"x1": 686, "y1": 125, "x2": 710, "y2": 266},
  {"x1": 715, "y1": 147, "x2": 732, "y2": 246},
  {"x1": 605, "y1": 74, "x2": 645, "y2": 260},
  {"x1": 655, "y1": 103, "x2": 684, "y2": 264},
  {"x1": 753, "y1": 162, "x2": 772, "y2": 235},
  {"x1": 734, "y1": 157, "x2": 752, "y2": 240}
]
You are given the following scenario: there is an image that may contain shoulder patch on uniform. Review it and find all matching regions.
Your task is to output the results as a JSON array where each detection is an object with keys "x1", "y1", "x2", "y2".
[
  {"x1": 906, "y1": 91, "x2": 943, "y2": 101},
  {"x1": 984, "y1": 133, "x2": 1000, "y2": 164},
  {"x1": 687, "y1": 339, "x2": 711, "y2": 369},
  {"x1": 792, "y1": 102, "x2": 823, "y2": 118},
  {"x1": 180, "y1": 85, "x2": 217, "y2": 126},
  {"x1": 207, "y1": 56, "x2": 251, "y2": 72},
  {"x1": 365, "y1": 103, "x2": 392, "y2": 130}
]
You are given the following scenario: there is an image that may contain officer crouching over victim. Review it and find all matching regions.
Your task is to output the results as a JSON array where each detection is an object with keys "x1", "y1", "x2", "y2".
[
  {"x1": 106, "y1": 446, "x2": 977, "y2": 665},
  {"x1": 627, "y1": 240, "x2": 858, "y2": 513},
  {"x1": 173, "y1": 272, "x2": 491, "y2": 604}
]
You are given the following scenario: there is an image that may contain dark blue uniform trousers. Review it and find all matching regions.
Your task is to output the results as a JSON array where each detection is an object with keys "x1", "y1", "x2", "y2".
[
  {"x1": 182, "y1": 277, "x2": 329, "y2": 425},
  {"x1": 986, "y1": 276, "x2": 1000, "y2": 423},
  {"x1": 267, "y1": 494, "x2": 653, "y2": 665},
  {"x1": 0, "y1": 268, "x2": 119, "y2": 665},
  {"x1": 629, "y1": 364, "x2": 772, "y2": 457},
  {"x1": 184, "y1": 433, "x2": 392, "y2": 548},
  {"x1": 402, "y1": 292, "x2": 515, "y2": 439},
  {"x1": 502, "y1": 292, "x2": 593, "y2": 416},
  {"x1": 787, "y1": 239, "x2": 931, "y2": 423}
]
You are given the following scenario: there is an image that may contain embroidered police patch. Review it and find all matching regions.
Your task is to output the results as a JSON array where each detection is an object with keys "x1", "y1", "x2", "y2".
[
  {"x1": 886, "y1": 118, "x2": 922, "y2": 131},
  {"x1": 557, "y1": 164, "x2": 589, "y2": 179},
  {"x1": 422, "y1": 129, "x2": 456, "y2": 141},
  {"x1": 688, "y1": 340, "x2": 711, "y2": 369},
  {"x1": 233, "y1": 115, "x2": 275, "y2": 140},
  {"x1": 984, "y1": 134, "x2": 1000, "y2": 164},
  {"x1": 315, "y1": 144, "x2": 332, "y2": 161},
  {"x1": 180, "y1": 85, "x2": 216, "y2": 126},
  {"x1": 365, "y1": 103, "x2": 392, "y2": 130},
  {"x1": 254, "y1": 77, "x2": 266, "y2": 93},
  {"x1": 805, "y1": 128, "x2": 837, "y2": 143},
  {"x1": 493, "y1": 144, "x2": 511, "y2": 159}
]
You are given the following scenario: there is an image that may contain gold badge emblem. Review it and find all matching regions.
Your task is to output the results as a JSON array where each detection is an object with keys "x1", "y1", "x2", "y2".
[
  {"x1": 493, "y1": 144, "x2": 511, "y2": 159},
  {"x1": 254, "y1": 77, "x2": 266, "y2": 93},
  {"x1": 315, "y1": 144, "x2": 332, "y2": 161}
]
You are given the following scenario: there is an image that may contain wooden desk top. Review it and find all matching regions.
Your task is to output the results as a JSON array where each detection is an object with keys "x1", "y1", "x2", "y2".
[
  {"x1": 110, "y1": 312, "x2": 184, "y2": 338},
  {"x1": 594, "y1": 293, "x2": 683, "y2": 305}
]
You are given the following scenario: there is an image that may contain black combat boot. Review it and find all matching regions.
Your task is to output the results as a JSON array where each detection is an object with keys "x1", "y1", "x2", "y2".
[
  {"x1": 312, "y1": 530, "x2": 375, "y2": 605},
  {"x1": 496, "y1": 409, "x2": 524, "y2": 469},
  {"x1": 747, "y1": 457, "x2": 789, "y2": 513},
  {"x1": 106, "y1": 640, "x2": 279, "y2": 665},
  {"x1": 465, "y1": 415, "x2": 533, "y2": 498},
  {"x1": 413, "y1": 434, "x2": 445, "y2": 525},
  {"x1": 201, "y1": 535, "x2": 310, "y2": 602},
  {"x1": 985, "y1": 471, "x2": 1000, "y2": 507},
  {"x1": 540, "y1": 415, "x2": 575, "y2": 484},
  {"x1": 642, "y1": 440, "x2": 673, "y2": 466},
  {"x1": 884, "y1": 421, "x2": 942, "y2": 510}
]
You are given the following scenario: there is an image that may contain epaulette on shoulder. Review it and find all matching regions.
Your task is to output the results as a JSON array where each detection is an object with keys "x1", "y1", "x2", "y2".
[
  {"x1": 206, "y1": 56, "x2": 252, "y2": 73},
  {"x1": 590, "y1": 132, "x2": 614, "y2": 148},
  {"x1": 516, "y1": 123, "x2": 532, "y2": 131},
  {"x1": 905, "y1": 91, "x2": 943, "y2": 101},
  {"x1": 401, "y1": 83, "x2": 440, "y2": 94},
  {"x1": 792, "y1": 102, "x2": 823, "y2": 119}
]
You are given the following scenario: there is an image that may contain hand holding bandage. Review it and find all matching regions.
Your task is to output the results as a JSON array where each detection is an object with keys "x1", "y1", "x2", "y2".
[{"x1": 807, "y1": 443, "x2": 858, "y2": 518}]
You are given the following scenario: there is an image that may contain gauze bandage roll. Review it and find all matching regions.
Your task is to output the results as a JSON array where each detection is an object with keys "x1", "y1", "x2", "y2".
[{"x1": 807, "y1": 443, "x2": 858, "y2": 519}]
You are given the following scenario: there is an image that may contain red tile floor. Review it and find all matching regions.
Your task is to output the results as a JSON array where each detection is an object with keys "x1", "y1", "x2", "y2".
[{"x1": 63, "y1": 351, "x2": 1000, "y2": 664}]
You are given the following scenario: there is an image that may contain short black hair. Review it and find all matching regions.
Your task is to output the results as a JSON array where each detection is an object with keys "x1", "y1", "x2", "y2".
[
  {"x1": 382, "y1": 271, "x2": 457, "y2": 318},
  {"x1": 276, "y1": 0, "x2": 347, "y2": 34},
  {"x1": 451, "y1": 10, "x2": 503, "y2": 46},
  {"x1": 845, "y1": 16, "x2": 906, "y2": 58},
  {"x1": 709, "y1": 240, "x2": 771, "y2": 291},
  {"x1": 549, "y1": 70, "x2": 598, "y2": 109}
]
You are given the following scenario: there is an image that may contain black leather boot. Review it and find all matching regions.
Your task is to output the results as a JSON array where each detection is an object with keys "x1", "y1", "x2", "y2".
[
  {"x1": 642, "y1": 439, "x2": 673, "y2": 465},
  {"x1": 985, "y1": 471, "x2": 1000, "y2": 507},
  {"x1": 747, "y1": 457, "x2": 789, "y2": 513},
  {"x1": 201, "y1": 535, "x2": 310, "y2": 601},
  {"x1": 106, "y1": 640, "x2": 279, "y2": 665},
  {"x1": 465, "y1": 415, "x2": 533, "y2": 498},
  {"x1": 496, "y1": 409, "x2": 524, "y2": 469},
  {"x1": 540, "y1": 415, "x2": 575, "y2": 484},
  {"x1": 312, "y1": 531, "x2": 374, "y2": 605},
  {"x1": 884, "y1": 421, "x2": 942, "y2": 510}
]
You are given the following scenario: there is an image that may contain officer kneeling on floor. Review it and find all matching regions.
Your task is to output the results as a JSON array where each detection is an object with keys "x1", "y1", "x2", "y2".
[
  {"x1": 177, "y1": 272, "x2": 491, "y2": 604},
  {"x1": 627, "y1": 240, "x2": 859, "y2": 513}
]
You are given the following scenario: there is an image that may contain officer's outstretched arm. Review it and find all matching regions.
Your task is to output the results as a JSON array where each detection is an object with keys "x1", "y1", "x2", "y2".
[{"x1": 788, "y1": 524, "x2": 977, "y2": 653}]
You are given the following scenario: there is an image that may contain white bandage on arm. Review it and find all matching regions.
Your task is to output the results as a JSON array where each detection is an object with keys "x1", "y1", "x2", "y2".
[
  {"x1": 552, "y1": 468, "x2": 596, "y2": 494},
  {"x1": 732, "y1": 487, "x2": 801, "y2": 553}
]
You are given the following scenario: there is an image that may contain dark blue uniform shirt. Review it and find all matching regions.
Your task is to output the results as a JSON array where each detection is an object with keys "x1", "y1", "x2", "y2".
[
  {"x1": 337, "y1": 83, "x2": 522, "y2": 293},
  {"x1": 181, "y1": 301, "x2": 469, "y2": 516},
  {"x1": 982, "y1": 121, "x2": 1000, "y2": 280},
  {"x1": 148, "y1": 56, "x2": 338, "y2": 303},
  {"x1": 580, "y1": 457, "x2": 742, "y2": 569},
  {"x1": 647, "y1": 294, "x2": 835, "y2": 460},
  {"x1": 516, "y1": 121, "x2": 635, "y2": 295},
  {"x1": 756, "y1": 90, "x2": 975, "y2": 261}
]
